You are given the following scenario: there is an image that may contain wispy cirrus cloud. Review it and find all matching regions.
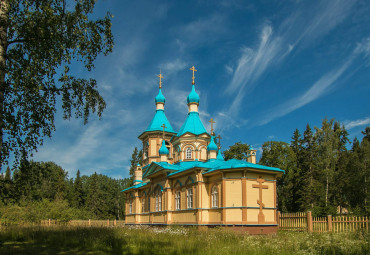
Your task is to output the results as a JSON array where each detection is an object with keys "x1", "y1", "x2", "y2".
[
  {"x1": 344, "y1": 117, "x2": 370, "y2": 130},
  {"x1": 258, "y1": 59, "x2": 352, "y2": 126},
  {"x1": 222, "y1": 0, "x2": 357, "y2": 126}
]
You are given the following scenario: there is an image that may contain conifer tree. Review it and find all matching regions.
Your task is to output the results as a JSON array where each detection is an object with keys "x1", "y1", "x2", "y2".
[
  {"x1": 73, "y1": 170, "x2": 84, "y2": 208},
  {"x1": 129, "y1": 147, "x2": 142, "y2": 185}
]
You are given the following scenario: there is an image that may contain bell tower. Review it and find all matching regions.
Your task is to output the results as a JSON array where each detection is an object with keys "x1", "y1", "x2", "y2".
[{"x1": 138, "y1": 71, "x2": 177, "y2": 166}]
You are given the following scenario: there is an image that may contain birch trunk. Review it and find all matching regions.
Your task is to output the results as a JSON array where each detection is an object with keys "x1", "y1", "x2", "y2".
[{"x1": 0, "y1": 0, "x2": 9, "y2": 169}]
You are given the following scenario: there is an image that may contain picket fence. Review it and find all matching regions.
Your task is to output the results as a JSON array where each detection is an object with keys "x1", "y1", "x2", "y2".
[
  {"x1": 41, "y1": 219, "x2": 125, "y2": 227},
  {"x1": 278, "y1": 212, "x2": 369, "y2": 233}
]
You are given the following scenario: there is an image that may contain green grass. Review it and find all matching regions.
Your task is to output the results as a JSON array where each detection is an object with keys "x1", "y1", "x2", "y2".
[{"x1": 0, "y1": 226, "x2": 368, "y2": 254}]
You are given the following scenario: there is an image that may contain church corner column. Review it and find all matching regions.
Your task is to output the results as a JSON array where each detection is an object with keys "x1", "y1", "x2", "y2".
[
  {"x1": 242, "y1": 171, "x2": 247, "y2": 224},
  {"x1": 134, "y1": 190, "x2": 140, "y2": 224},
  {"x1": 165, "y1": 179, "x2": 172, "y2": 224},
  {"x1": 196, "y1": 170, "x2": 203, "y2": 224},
  {"x1": 221, "y1": 172, "x2": 226, "y2": 224}
]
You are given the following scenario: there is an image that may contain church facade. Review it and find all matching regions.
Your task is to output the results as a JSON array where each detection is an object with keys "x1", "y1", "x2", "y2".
[{"x1": 122, "y1": 67, "x2": 284, "y2": 233}]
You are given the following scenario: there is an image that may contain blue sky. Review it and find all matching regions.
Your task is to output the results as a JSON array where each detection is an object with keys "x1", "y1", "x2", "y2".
[{"x1": 32, "y1": 0, "x2": 370, "y2": 179}]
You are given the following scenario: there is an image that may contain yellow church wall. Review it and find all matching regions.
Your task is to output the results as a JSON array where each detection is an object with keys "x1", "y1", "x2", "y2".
[
  {"x1": 246, "y1": 180, "x2": 274, "y2": 208},
  {"x1": 153, "y1": 212, "x2": 166, "y2": 223},
  {"x1": 224, "y1": 172, "x2": 242, "y2": 179},
  {"x1": 150, "y1": 139, "x2": 157, "y2": 156},
  {"x1": 225, "y1": 180, "x2": 242, "y2": 207},
  {"x1": 200, "y1": 210, "x2": 209, "y2": 223},
  {"x1": 126, "y1": 215, "x2": 135, "y2": 224},
  {"x1": 225, "y1": 208, "x2": 243, "y2": 223},
  {"x1": 246, "y1": 172, "x2": 274, "y2": 181},
  {"x1": 201, "y1": 184, "x2": 208, "y2": 208},
  {"x1": 262, "y1": 209, "x2": 275, "y2": 223},
  {"x1": 172, "y1": 210, "x2": 197, "y2": 223},
  {"x1": 139, "y1": 214, "x2": 150, "y2": 223},
  {"x1": 246, "y1": 209, "x2": 259, "y2": 223},
  {"x1": 208, "y1": 209, "x2": 222, "y2": 223}
]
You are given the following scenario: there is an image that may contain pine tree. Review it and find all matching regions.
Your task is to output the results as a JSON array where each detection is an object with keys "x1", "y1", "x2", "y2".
[
  {"x1": 129, "y1": 147, "x2": 143, "y2": 185},
  {"x1": 73, "y1": 170, "x2": 84, "y2": 208}
]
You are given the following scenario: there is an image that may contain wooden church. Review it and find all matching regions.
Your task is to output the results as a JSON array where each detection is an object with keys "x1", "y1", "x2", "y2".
[{"x1": 122, "y1": 67, "x2": 284, "y2": 234}]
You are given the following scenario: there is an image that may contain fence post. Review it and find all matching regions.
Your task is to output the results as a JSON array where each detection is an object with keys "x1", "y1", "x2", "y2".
[
  {"x1": 107, "y1": 219, "x2": 109, "y2": 226},
  {"x1": 48, "y1": 219, "x2": 51, "y2": 226},
  {"x1": 307, "y1": 211, "x2": 313, "y2": 232},
  {"x1": 88, "y1": 219, "x2": 91, "y2": 226},
  {"x1": 114, "y1": 219, "x2": 117, "y2": 226},
  {"x1": 277, "y1": 211, "x2": 281, "y2": 227},
  {"x1": 328, "y1": 215, "x2": 332, "y2": 232}
]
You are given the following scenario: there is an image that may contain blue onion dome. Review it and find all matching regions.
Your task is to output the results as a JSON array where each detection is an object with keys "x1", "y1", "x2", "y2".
[
  {"x1": 155, "y1": 89, "x2": 166, "y2": 104},
  {"x1": 159, "y1": 140, "x2": 169, "y2": 155},
  {"x1": 217, "y1": 150, "x2": 224, "y2": 160},
  {"x1": 207, "y1": 136, "x2": 218, "y2": 151},
  {"x1": 187, "y1": 85, "x2": 200, "y2": 104}
]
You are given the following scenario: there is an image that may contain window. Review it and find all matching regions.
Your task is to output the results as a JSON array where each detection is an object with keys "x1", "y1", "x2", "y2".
[
  {"x1": 187, "y1": 188, "x2": 193, "y2": 209},
  {"x1": 165, "y1": 141, "x2": 171, "y2": 157},
  {"x1": 175, "y1": 191, "x2": 181, "y2": 210},
  {"x1": 211, "y1": 186, "x2": 218, "y2": 208},
  {"x1": 186, "y1": 147, "x2": 192, "y2": 159},
  {"x1": 148, "y1": 196, "x2": 151, "y2": 212},
  {"x1": 141, "y1": 197, "x2": 145, "y2": 212},
  {"x1": 155, "y1": 191, "x2": 162, "y2": 212},
  {"x1": 129, "y1": 199, "x2": 133, "y2": 214}
]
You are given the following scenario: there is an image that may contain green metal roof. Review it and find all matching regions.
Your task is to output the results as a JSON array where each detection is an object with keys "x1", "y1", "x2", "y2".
[
  {"x1": 155, "y1": 89, "x2": 166, "y2": 103},
  {"x1": 207, "y1": 136, "x2": 218, "y2": 151},
  {"x1": 176, "y1": 112, "x2": 208, "y2": 137},
  {"x1": 159, "y1": 140, "x2": 169, "y2": 155}
]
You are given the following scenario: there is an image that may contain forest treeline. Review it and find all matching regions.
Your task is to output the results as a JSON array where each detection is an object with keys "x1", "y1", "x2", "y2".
[
  {"x1": 259, "y1": 119, "x2": 369, "y2": 216},
  {"x1": 0, "y1": 161, "x2": 130, "y2": 225},
  {"x1": 0, "y1": 118, "x2": 368, "y2": 225}
]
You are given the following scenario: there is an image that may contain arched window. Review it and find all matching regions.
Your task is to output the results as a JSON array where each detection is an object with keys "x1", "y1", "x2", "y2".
[
  {"x1": 186, "y1": 147, "x2": 192, "y2": 159},
  {"x1": 165, "y1": 141, "x2": 171, "y2": 157},
  {"x1": 155, "y1": 190, "x2": 162, "y2": 212},
  {"x1": 187, "y1": 188, "x2": 193, "y2": 209},
  {"x1": 211, "y1": 186, "x2": 218, "y2": 208},
  {"x1": 129, "y1": 199, "x2": 133, "y2": 214},
  {"x1": 175, "y1": 191, "x2": 181, "y2": 210},
  {"x1": 148, "y1": 196, "x2": 151, "y2": 212},
  {"x1": 141, "y1": 197, "x2": 145, "y2": 213}
]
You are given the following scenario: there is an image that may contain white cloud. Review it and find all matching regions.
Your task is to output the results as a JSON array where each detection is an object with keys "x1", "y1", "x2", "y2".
[
  {"x1": 344, "y1": 117, "x2": 370, "y2": 130},
  {"x1": 354, "y1": 37, "x2": 370, "y2": 65},
  {"x1": 160, "y1": 58, "x2": 187, "y2": 76},
  {"x1": 225, "y1": 65, "x2": 234, "y2": 74},
  {"x1": 258, "y1": 59, "x2": 352, "y2": 125}
]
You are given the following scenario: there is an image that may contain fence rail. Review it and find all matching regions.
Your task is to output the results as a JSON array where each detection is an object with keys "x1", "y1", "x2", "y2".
[
  {"x1": 41, "y1": 219, "x2": 125, "y2": 227},
  {"x1": 278, "y1": 212, "x2": 369, "y2": 233}
]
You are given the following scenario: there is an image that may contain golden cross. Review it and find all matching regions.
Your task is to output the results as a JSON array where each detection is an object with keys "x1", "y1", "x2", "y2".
[
  {"x1": 216, "y1": 135, "x2": 222, "y2": 149},
  {"x1": 161, "y1": 123, "x2": 167, "y2": 139},
  {"x1": 189, "y1": 66, "x2": 197, "y2": 85},
  {"x1": 252, "y1": 177, "x2": 269, "y2": 224},
  {"x1": 209, "y1": 118, "x2": 215, "y2": 135},
  {"x1": 157, "y1": 70, "x2": 163, "y2": 89}
]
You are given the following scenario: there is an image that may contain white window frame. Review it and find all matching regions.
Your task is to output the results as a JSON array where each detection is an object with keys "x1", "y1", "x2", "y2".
[
  {"x1": 211, "y1": 186, "x2": 218, "y2": 208},
  {"x1": 141, "y1": 197, "x2": 145, "y2": 213},
  {"x1": 175, "y1": 191, "x2": 181, "y2": 210},
  {"x1": 155, "y1": 191, "x2": 162, "y2": 212},
  {"x1": 185, "y1": 147, "x2": 192, "y2": 159},
  {"x1": 129, "y1": 199, "x2": 133, "y2": 214},
  {"x1": 187, "y1": 188, "x2": 193, "y2": 209}
]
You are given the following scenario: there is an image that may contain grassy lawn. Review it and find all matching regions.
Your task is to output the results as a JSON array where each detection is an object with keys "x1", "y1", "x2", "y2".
[{"x1": 0, "y1": 226, "x2": 368, "y2": 255}]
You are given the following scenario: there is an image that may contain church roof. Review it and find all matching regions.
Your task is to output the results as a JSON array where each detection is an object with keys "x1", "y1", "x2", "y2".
[
  {"x1": 123, "y1": 158, "x2": 284, "y2": 192},
  {"x1": 217, "y1": 150, "x2": 224, "y2": 160},
  {"x1": 145, "y1": 110, "x2": 176, "y2": 133},
  {"x1": 176, "y1": 112, "x2": 208, "y2": 137}
]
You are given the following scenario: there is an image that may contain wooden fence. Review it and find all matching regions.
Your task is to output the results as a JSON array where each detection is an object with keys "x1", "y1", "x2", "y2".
[
  {"x1": 41, "y1": 219, "x2": 125, "y2": 227},
  {"x1": 278, "y1": 212, "x2": 369, "y2": 233}
]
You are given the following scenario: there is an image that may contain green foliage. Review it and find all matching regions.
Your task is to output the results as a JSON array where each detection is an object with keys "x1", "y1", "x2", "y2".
[
  {"x1": 260, "y1": 119, "x2": 369, "y2": 216},
  {"x1": 0, "y1": 226, "x2": 368, "y2": 255},
  {"x1": 223, "y1": 141, "x2": 250, "y2": 161},
  {"x1": 0, "y1": 0, "x2": 114, "y2": 167},
  {"x1": 129, "y1": 147, "x2": 143, "y2": 185},
  {"x1": 0, "y1": 160, "x2": 131, "y2": 224}
]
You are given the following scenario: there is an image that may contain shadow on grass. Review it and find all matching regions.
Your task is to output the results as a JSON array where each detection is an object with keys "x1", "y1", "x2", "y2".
[{"x1": 0, "y1": 226, "x2": 125, "y2": 255}]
